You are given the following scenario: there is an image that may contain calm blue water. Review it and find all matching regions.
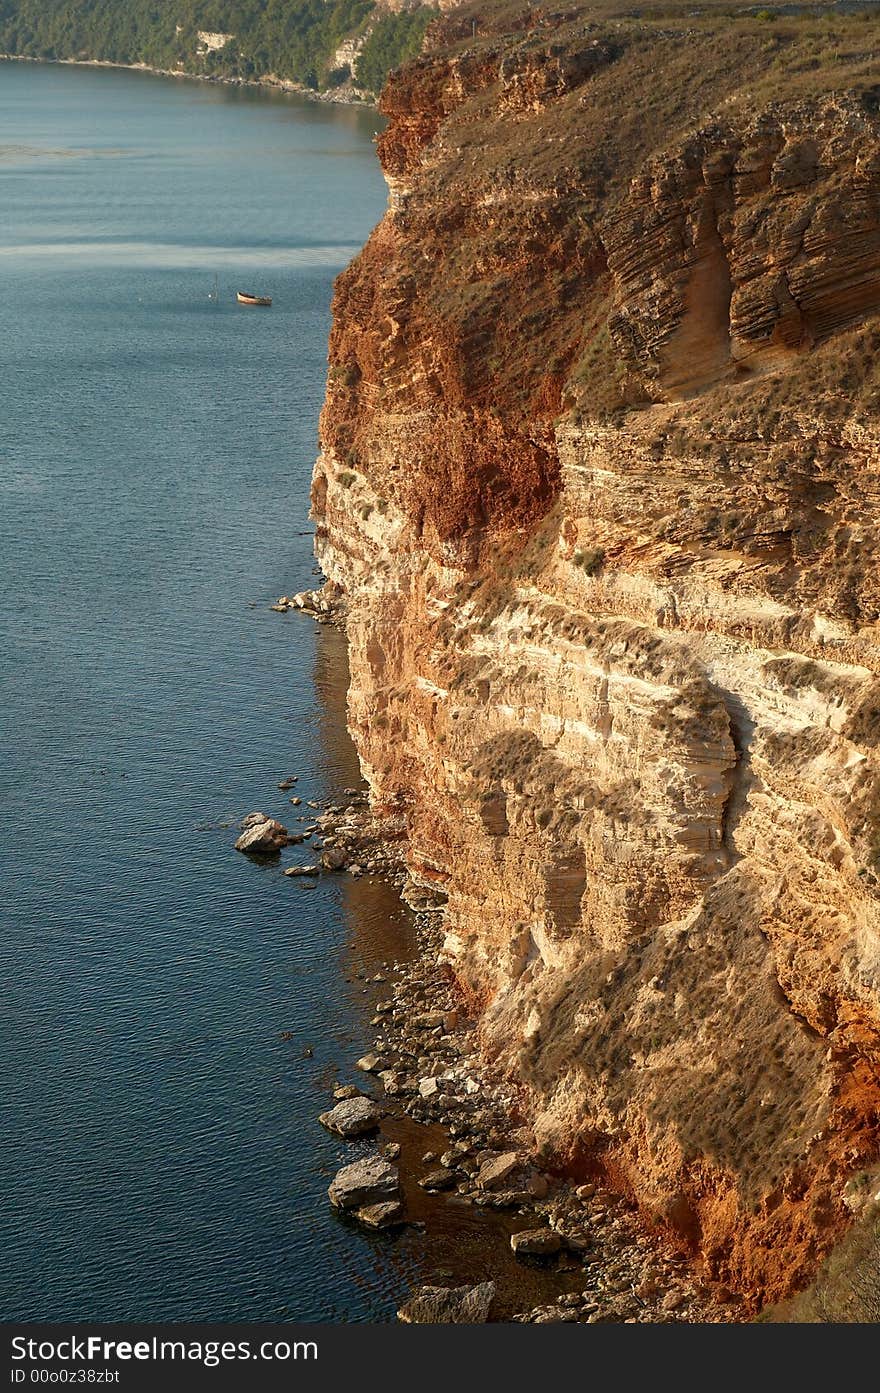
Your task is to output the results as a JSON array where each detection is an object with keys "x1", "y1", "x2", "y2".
[{"x1": 0, "y1": 60, "x2": 431, "y2": 1322}]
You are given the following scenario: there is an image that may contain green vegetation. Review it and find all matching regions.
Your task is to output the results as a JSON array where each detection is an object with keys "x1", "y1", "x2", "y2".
[
  {"x1": 0, "y1": 0, "x2": 435, "y2": 95},
  {"x1": 355, "y1": 9, "x2": 433, "y2": 94}
]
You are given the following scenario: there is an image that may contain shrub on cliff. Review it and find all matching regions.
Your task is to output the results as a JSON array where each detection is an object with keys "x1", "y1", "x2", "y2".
[{"x1": 355, "y1": 9, "x2": 434, "y2": 95}]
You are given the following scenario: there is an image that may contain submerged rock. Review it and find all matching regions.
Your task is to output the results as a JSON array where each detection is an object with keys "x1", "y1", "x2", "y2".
[{"x1": 397, "y1": 1282, "x2": 496, "y2": 1324}]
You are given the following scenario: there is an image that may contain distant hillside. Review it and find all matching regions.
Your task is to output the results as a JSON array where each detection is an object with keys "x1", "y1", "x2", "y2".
[{"x1": 0, "y1": 0, "x2": 436, "y2": 97}]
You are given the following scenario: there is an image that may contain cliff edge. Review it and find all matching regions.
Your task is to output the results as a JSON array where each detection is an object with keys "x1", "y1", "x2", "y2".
[{"x1": 313, "y1": 0, "x2": 880, "y2": 1315}]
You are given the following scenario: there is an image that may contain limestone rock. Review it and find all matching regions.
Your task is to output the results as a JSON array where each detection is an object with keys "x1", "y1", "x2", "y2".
[
  {"x1": 511, "y1": 1228, "x2": 563, "y2": 1257},
  {"x1": 418, "y1": 1167, "x2": 457, "y2": 1192},
  {"x1": 355, "y1": 1200, "x2": 405, "y2": 1229},
  {"x1": 235, "y1": 816, "x2": 290, "y2": 855},
  {"x1": 328, "y1": 1155, "x2": 399, "y2": 1210},
  {"x1": 312, "y1": 15, "x2": 880, "y2": 1317},
  {"x1": 397, "y1": 1282, "x2": 496, "y2": 1324},
  {"x1": 475, "y1": 1152, "x2": 523, "y2": 1191},
  {"x1": 356, "y1": 1052, "x2": 387, "y2": 1073},
  {"x1": 318, "y1": 1096, "x2": 384, "y2": 1138}
]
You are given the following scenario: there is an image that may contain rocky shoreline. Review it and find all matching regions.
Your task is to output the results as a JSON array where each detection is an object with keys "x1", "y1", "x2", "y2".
[
  {"x1": 262, "y1": 589, "x2": 743, "y2": 1324},
  {"x1": 0, "y1": 54, "x2": 376, "y2": 107}
]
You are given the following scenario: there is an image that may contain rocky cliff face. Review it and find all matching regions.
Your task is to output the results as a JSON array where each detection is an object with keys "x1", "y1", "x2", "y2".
[{"x1": 313, "y1": 5, "x2": 880, "y2": 1312}]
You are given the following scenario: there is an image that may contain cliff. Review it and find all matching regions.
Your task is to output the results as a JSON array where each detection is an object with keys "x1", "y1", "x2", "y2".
[{"x1": 313, "y1": 0, "x2": 880, "y2": 1315}]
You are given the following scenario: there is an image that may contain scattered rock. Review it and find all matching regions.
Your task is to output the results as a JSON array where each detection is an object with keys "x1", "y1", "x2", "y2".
[
  {"x1": 475, "y1": 1152, "x2": 522, "y2": 1190},
  {"x1": 525, "y1": 1170, "x2": 550, "y2": 1199},
  {"x1": 511, "y1": 1228, "x2": 563, "y2": 1257},
  {"x1": 356, "y1": 1052, "x2": 388, "y2": 1073},
  {"x1": 318, "y1": 1096, "x2": 384, "y2": 1138},
  {"x1": 235, "y1": 817, "x2": 290, "y2": 855},
  {"x1": 419, "y1": 1167, "x2": 457, "y2": 1192},
  {"x1": 284, "y1": 865, "x2": 316, "y2": 877},
  {"x1": 333, "y1": 1084, "x2": 362, "y2": 1101},
  {"x1": 321, "y1": 846, "x2": 348, "y2": 872},
  {"x1": 328, "y1": 1156, "x2": 399, "y2": 1210},
  {"x1": 662, "y1": 1289, "x2": 686, "y2": 1311},
  {"x1": 397, "y1": 1282, "x2": 495, "y2": 1324},
  {"x1": 355, "y1": 1200, "x2": 405, "y2": 1230}
]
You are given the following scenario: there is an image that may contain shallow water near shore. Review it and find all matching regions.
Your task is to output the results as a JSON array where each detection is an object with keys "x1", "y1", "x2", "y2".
[{"x1": 0, "y1": 60, "x2": 588, "y2": 1322}]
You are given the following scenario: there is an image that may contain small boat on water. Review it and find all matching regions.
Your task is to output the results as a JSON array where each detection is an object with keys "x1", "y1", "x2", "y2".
[{"x1": 237, "y1": 290, "x2": 272, "y2": 307}]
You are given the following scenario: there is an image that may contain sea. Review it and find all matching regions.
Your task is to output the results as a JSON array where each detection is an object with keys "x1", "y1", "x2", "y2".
[{"x1": 0, "y1": 60, "x2": 578, "y2": 1323}]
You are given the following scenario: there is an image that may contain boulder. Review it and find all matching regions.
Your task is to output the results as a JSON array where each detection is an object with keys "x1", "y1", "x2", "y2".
[
  {"x1": 284, "y1": 865, "x2": 316, "y2": 877},
  {"x1": 318, "y1": 1096, "x2": 384, "y2": 1138},
  {"x1": 355, "y1": 1200, "x2": 405, "y2": 1230},
  {"x1": 397, "y1": 1282, "x2": 496, "y2": 1324},
  {"x1": 511, "y1": 1228, "x2": 563, "y2": 1257},
  {"x1": 418, "y1": 1167, "x2": 457, "y2": 1192},
  {"x1": 235, "y1": 816, "x2": 290, "y2": 855},
  {"x1": 475, "y1": 1152, "x2": 523, "y2": 1190},
  {"x1": 333, "y1": 1084, "x2": 362, "y2": 1101},
  {"x1": 328, "y1": 1156, "x2": 399, "y2": 1211},
  {"x1": 321, "y1": 846, "x2": 348, "y2": 872},
  {"x1": 356, "y1": 1053, "x2": 388, "y2": 1073}
]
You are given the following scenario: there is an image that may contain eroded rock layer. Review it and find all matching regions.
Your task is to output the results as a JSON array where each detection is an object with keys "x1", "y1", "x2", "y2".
[{"x1": 312, "y1": 5, "x2": 880, "y2": 1311}]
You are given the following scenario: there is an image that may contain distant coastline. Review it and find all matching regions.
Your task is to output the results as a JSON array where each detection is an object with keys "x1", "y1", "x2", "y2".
[{"x1": 0, "y1": 53, "x2": 377, "y2": 107}]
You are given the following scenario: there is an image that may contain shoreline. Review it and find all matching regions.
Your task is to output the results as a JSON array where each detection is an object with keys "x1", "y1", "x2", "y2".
[
  {"x1": 0, "y1": 53, "x2": 377, "y2": 108},
  {"x1": 279, "y1": 589, "x2": 740, "y2": 1323}
]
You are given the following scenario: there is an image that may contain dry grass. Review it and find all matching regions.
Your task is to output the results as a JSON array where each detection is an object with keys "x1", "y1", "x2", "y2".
[{"x1": 766, "y1": 1198, "x2": 880, "y2": 1320}]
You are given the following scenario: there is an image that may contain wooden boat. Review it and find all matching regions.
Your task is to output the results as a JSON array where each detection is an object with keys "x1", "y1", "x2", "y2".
[{"x1": 237, "y1": 291, "x2": 272, "y2": 306}]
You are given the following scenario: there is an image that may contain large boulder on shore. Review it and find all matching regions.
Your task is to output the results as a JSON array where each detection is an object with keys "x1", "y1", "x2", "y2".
[
  {"x1": 235, "y1": 815, "x2": 290, "y2": 855},
  {"x1": 328, "y1": 1155, "x2": 399, "y2": 1210},
  {"x1": 397, "y1": 1282, "x2": 496, "y2": 1324},
  {"x1": 318, "y1": 1096, "x2": 384, "y2": 1138}
]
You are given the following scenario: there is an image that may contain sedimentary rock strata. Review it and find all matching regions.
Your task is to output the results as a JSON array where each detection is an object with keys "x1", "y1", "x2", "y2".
[{"x1": 312, "y1": 3, "x2": 880, "y2": 1312}]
